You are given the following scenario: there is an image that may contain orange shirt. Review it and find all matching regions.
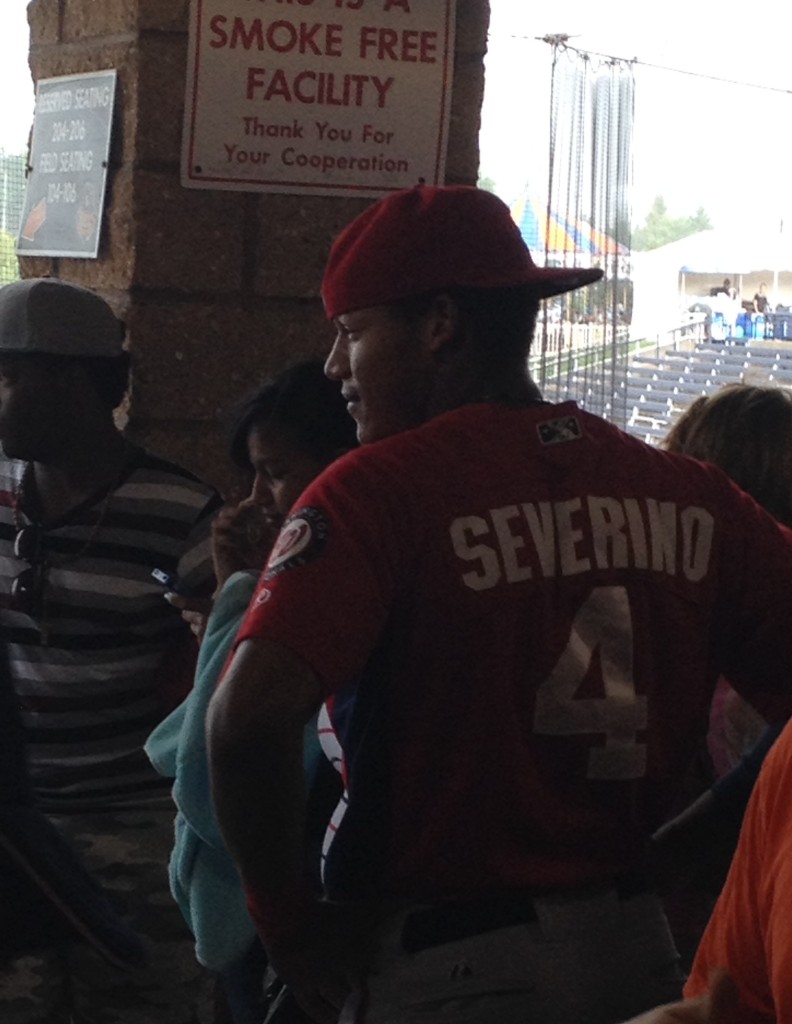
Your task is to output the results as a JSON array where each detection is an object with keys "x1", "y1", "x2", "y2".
[{"x1": 685, "y1": 718, "x2": 792, "y2": 1023}]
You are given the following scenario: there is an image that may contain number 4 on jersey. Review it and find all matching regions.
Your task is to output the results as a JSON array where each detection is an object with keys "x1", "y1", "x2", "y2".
[{"x1": 534, "y1": 586, "x2": 647, "y2": 780}]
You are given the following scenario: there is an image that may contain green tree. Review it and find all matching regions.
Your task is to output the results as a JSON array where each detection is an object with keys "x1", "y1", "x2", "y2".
[
  {"x1": 632, "y1": 196, "x2": 712, "y2": 251},
  {"x1": 0, "y1": 152, "x2": 27, "y2": 238},
  {"x1": 0, "y1": 229, "x2": 19, "y2": 285},
  {"x1": 477, "y1": 174, "x2": 497, "y2": 193}
]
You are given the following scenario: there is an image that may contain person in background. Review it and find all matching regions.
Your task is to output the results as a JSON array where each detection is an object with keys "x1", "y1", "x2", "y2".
[
  {"x1": 206, "y1": 185, "x2": 792, "y2": 1024},
  {"x1": 663, "y1": 383, "x2": 792, "y2": 781},
  {"x1": 0, "y1": 278, "x2": 222, "y2": 1023},
  {"x1": 669, "y1": 385, "x2": 792, "y2": 749},
  {"x1": 650, "y1": 385, "x2": 792, "y2": 968},
  {"x1": 753, "y1": 282, "x2": 771, "y2": 314},
  {"x1": 146, "y1": 360, "x2": 357, "y2": 1024}
]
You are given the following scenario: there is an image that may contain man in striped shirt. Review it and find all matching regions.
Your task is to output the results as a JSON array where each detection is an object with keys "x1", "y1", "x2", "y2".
[{"x1": 0, "y1": 278, "x2": 222, "y2": 1023}]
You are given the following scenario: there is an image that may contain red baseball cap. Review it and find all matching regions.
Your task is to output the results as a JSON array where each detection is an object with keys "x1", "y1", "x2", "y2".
[{"x1": 321, "y1": 185, "x2": 604, "y2": 319}]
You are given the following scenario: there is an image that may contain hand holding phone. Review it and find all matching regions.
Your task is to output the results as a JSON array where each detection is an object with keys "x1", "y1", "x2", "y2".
[{"x1": 152, "y1": 568, "x2": 212, "y2": 642}]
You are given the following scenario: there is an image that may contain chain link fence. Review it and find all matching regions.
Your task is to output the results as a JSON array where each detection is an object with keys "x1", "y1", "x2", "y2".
[{"x1": 0, "y1": 150, "x2": 28, "y2": 285}]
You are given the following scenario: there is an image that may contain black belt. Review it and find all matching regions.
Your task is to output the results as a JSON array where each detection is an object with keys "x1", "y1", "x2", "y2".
[
  {"x1": 401, "y1": 893, "x2": 538, "y2": 953},
  {"x1": 400, "y1": 873, "x2": 653, "y2": 954}
]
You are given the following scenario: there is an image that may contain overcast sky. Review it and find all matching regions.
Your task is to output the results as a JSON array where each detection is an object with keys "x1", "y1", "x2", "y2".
[
  {"x1": 481, "y1": 0, "x2": 792, "y2": 232},
  {"x1": 0, "y1": 2, "x2": 34, "y2": 153},
  {"x1": 3, "y1": 1, "x2": 791, "y2": 232}
]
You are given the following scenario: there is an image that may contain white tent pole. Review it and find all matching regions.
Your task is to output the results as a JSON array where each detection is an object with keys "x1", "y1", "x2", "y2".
[{"x1": 773, "y1": 218, "x2": 783, "y2": 308}]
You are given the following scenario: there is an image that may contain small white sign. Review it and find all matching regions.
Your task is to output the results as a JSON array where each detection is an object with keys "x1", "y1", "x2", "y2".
[
  {"x1": 182, "y1": 0, "x2": 456, "y2": 198},
  {"x1": 17, "y1": 70, "x2": 116, "y2": 259}
]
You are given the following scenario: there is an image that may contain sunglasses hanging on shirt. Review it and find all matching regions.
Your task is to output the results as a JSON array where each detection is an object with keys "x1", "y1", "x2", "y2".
[
  {"x1": 8, "y1": 454, "x2": 129, "y2": 640},
  {"x1": 11, "y1": 523, "x2": 48, "y2": 619}
]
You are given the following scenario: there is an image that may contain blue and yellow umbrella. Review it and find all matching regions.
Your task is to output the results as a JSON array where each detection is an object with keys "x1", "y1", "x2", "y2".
[{"x1": 510, "y1": 194, "x2": 628, "y2": 258}]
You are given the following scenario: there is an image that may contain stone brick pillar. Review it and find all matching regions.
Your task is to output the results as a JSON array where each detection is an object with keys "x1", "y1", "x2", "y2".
[{"x1": 22, "y1": 0, "x2": 490, "y2": 495}]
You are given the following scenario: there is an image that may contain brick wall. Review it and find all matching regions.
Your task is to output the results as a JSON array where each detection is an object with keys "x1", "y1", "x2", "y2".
[{"x1": 22, "y1": 0, "x2": 490, "y2": 494}]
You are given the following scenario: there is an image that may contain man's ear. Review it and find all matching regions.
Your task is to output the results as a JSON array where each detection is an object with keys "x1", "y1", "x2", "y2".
[{"x1": 424, "y1": 293, "x2": 459, "y2": 354}]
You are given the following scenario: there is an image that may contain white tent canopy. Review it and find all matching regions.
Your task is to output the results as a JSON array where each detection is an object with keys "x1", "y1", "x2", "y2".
[{"x1": 631, "y1": 228, "x2": 792, "y2": 342}]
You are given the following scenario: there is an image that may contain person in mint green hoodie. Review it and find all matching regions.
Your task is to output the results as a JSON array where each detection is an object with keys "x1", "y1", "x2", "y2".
[{"x1": 146, "y1": 360, "x2": 358, "y2": 1024}]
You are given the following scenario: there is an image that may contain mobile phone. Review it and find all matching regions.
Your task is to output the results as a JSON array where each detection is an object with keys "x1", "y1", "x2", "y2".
[{"x1": 151, "y1": 568, "x2": 181, "y2": 592}]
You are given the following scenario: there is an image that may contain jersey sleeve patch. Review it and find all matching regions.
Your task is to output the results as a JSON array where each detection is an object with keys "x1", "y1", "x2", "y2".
[
  {"x1": 264, "y1": 506, "x2": 329, "y2": 580},
  {"x1": 537, "y1": 415, "x2": 583, "y2": 445}
]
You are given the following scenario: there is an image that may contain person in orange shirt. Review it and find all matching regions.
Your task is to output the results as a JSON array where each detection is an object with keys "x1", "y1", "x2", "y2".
[
  {"x1": 682, "y1": 715, "x2": 792, "y2": 1023},
  {"x1": 621, "y1": 719, "x2": 792, "y2": 1024}
]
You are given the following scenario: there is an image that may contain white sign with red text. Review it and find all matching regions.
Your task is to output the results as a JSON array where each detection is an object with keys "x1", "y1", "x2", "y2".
[{"x1": 181, "y1": 0, "x2": 456, "y2": 197}]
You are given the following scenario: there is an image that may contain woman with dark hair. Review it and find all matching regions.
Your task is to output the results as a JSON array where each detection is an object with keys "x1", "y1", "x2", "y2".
[
  {"x1": 146, "y1": 359, "x2": 357, "y2": 1024},
  {"x1": 212, "y1": 359, "x2": 360, "y2": 595}
]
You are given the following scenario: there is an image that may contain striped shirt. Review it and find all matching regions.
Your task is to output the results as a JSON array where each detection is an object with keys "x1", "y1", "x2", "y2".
[{"x1": 0, "y1": 446, "x2": 221, "y2": 811}]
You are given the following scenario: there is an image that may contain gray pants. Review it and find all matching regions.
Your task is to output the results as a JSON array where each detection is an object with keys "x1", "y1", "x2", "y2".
[{"x1": 341, "y1": 889, "x2": 685, "y2": 1024}]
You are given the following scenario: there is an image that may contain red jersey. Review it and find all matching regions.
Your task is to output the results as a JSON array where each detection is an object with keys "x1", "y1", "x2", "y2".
[{"x1": 236, "y1": 402, "x2": 792, "y2": 901}]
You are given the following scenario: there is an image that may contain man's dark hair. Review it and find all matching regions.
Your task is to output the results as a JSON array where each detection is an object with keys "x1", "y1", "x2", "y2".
[
  {"x1": 0, "y1": 351, "x2": 131, "y2": 410},
  {"x1": 389, "y1": 285, "x2": 540, "y2": 362},
  {"x1": 228, "y1": 359, "x2": 358, "y2": 469}
]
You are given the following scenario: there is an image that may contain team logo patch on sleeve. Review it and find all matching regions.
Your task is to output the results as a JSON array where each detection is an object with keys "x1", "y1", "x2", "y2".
[
  {"x1": 264, "y1": 507, "x2": 329, "y2": 579},
  {"x1": 537, "y1": 415, "x2": 583, "y2": 445}
]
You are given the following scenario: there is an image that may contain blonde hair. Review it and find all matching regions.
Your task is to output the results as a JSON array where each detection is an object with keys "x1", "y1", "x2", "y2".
[{"x1": 664, "y1": 384, "x2": 792, "y2": 527}]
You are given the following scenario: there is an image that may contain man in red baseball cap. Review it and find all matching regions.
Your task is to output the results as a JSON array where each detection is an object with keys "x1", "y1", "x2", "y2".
[
  {"x1": 318, "y1": 184, "x2": 601, "y2": 444},
  {"x1": 209, "y1": 186, "x2": 792, "y2": 1024}
]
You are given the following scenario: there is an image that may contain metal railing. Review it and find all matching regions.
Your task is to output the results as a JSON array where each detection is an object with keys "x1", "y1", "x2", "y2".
[
  {"x1": 531, "y1": 327, "x2": 634, "y2": 427},
  {"x1": 529, "y1": 316, "x2": 713, "y2": 429}
]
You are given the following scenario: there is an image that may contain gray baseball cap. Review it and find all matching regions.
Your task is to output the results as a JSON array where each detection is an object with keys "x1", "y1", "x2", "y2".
[{"x1": 0, "y1": 278, "x2": 124, "y2": 358}]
